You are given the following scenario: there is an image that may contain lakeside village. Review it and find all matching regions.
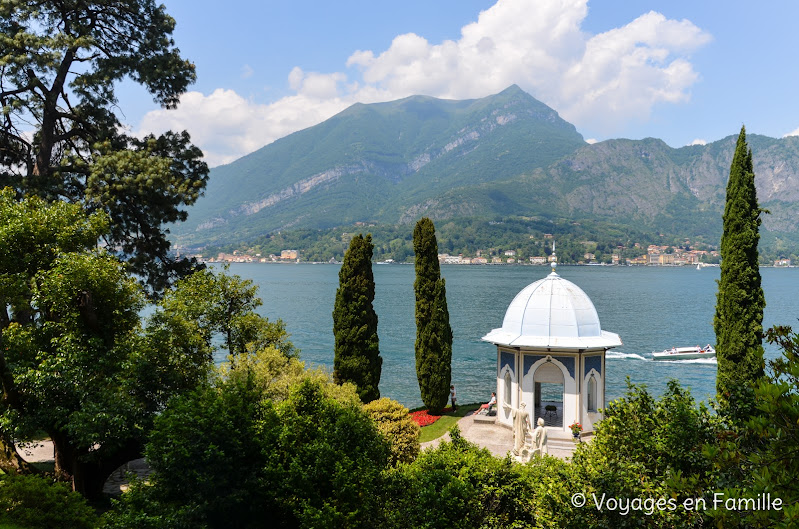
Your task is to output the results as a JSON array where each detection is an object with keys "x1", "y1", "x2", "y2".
[{"x1": 190, "y1": 244, "x2": 797, "y2": 267}]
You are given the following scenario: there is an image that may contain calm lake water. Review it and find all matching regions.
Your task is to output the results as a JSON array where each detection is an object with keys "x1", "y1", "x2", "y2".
[{"x1": 220, "y1": 263, "x2": 799, "y2": 409}]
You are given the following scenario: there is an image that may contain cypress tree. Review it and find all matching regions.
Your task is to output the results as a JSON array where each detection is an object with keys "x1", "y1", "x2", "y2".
[
  {"x1": 714, "y1": 126, "x2": 765, "y2": 403},
  {"x1": 333, "y1": 234, "x2": 382, "y2": 403},
  {"x1": 413, "y1": 218, "x2": 453, "y2": 412}
]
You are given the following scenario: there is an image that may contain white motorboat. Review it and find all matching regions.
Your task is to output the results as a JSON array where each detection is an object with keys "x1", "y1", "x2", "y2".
[{"x1": 652, "y1": 345, "x2": 716, "y2": 361}]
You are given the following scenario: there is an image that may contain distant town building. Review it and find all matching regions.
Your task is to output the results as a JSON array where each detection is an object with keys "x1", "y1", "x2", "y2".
[
  {"x1": 658, "y1": 254, "x2": 675, "y2": 265},
  {"x1": 439, "y1": 254, "x2": 472, "y2": 265},
  {"x1": 529, "y1": 256, "x2": 547, "y2": 265},
  {"x1": 216, "y1": 252, "x2": 254, "y2": 263},
  {"x1": 281, "y1": 250, "x2": 298, "y2": 260},
  {"x1": 504, "y1": 250, "x2": 517, "y2": 257},
  {"x1": 775, "y1": 258, "x2": 792, "y2": 267}
]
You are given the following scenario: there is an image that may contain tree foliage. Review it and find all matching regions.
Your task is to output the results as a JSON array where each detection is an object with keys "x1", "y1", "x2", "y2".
[
  {"x1": 707, "y1": 326, "x2": 799, "y2": 528},
  {"x1": 220, "y1": 344, "x2": 360, "y2": 407},
  {"x1": 382, "y1": 427, "x2": 575, "y2": 529},
  {"x1": 570, "y1": 380, "x2": 715, "y2": 528},
  {"x1": 363, "y1": 397, "x2": 420, "y2": 466},
  {"x1": 0, "y1": 191, "x2": 149, "y2": 495},
  {"x1": 413, "y1": 217, "x2": 452, "y2": 412},
  {"x1": 714, "y1": 126, "x2": 765, "y2": 403},
  {"x1": 0, "y1": 0, "x2": 208, "y2": 291},
  {"x1": 0, "y1": 191, "x2": 294, "y2": 498},
  {"x1": 151, "y1": 266, "x2": 297, "y2": 363},
  {"x1": 109, "y1": 376, "x2": 389, "y2": 529},
  {"x1": 0, "y1": 474, "x2": 98, "y2": 529},
  {"x1": 745, "y1": 326, "x2": 799, "y2": 527},
  {"x1": 333, "y1": 233, "x2": 381, "y2": 403}
]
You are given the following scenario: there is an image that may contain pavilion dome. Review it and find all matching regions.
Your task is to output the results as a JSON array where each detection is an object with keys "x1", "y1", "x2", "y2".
[{"x1": 482, "y1": 270, "x2": 622, "y2": 350}]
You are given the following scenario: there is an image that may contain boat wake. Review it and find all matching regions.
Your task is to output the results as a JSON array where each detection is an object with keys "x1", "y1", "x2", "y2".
[
  {"x1": 606, "y1": 351, "x2": 648, "y2": 361},
  {"x1": 665, "y1": 357, "x2": 718, "y2": 365},
  {"x1": 606, "y1": 351, "x2": 716, "y2": 364}
]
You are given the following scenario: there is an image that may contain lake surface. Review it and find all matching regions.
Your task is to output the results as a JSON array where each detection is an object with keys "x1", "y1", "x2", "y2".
[{"x1": 219, "y1": 263, "x2": 799, "y2": 409}]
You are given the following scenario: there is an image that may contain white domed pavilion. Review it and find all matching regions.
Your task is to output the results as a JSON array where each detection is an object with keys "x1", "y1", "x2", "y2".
[{"x1": 482, "y1": 264, "x2": 621, "y2": 434}]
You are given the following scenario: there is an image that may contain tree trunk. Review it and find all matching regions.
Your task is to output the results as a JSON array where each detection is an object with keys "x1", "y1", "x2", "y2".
[
  {"x1": 30, "y1": 49, "x2": 75, "y2": 197},
  {"x1": 52, "y1": 429, "x2": 144, "y2": 500},
  {"x1": 0, "y1": 434, "x2": 37, "y2": 474}
]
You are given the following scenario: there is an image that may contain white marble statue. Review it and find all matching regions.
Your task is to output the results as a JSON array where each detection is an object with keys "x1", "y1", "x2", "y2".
[
  {"x1": 510, "y1": 402, "x2": 532, "y2": 455},
  {"x1": 532, "y1": 417, "x2": 548, "y2": 457}
]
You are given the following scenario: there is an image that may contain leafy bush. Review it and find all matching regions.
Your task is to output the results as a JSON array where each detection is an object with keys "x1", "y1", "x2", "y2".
[
  {"x1": 705, "y1": 326, "x2": 799, "y2": 529},
  {"x1": 143, "y1": 377, "x2": 269, "y2": 528},
  {"x1": 105, "y1": 377, "x2": 390, "y2": 529},
  {"x1": 0, "y1": 474, "x2": 98, "y2": 529},
  {"x1": 363, "y1": 398, "x2": 420, "y2": 465},
  {"x1": 100, "y1": 479, "x2": 204, "y2": 529},
  {"x1": 569, "y1": 379, "x2": 715, "y2": 528},
  {"x1": 220, "y1": 346, "x2": 361, "y2": 406},
  {"x1": 383, "y1": 427, "x2": 543, "y2": 528},
  {"x1": 261, "y1": 380, "x2": 390, "y2": 527}
]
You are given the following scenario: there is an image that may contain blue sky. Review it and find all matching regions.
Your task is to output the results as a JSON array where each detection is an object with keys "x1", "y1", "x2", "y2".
[{"x1": 122, "y1": 0, "x2": 799, "y2": 167}]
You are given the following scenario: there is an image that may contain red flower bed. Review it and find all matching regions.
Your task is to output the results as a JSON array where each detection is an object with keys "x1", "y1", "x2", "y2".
[{"x1": 410, "y1": 407, "x2": 454, "y2": 427}]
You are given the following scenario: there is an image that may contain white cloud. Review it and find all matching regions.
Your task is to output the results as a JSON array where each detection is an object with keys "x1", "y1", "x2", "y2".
[
  {"x1": 138, "y1": 89, "x2": 354, "y2": 166},
  {"x1": 689, "y1": 138, "x2": 707, "y2": 145},
  {"x1": 784, "y1": 128, "x2": 799, "y2": 137},
  {"x1": 241, "y1": 64, "x2": 254, "y2": 79},
  {"x1": 585, "y1": 138, "x2": 599, "y2": 144},
  {"x1": 138, "y1": 0, "x2": 711, "y2": 166}
]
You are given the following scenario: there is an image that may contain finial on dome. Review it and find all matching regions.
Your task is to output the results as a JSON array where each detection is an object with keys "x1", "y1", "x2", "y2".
[{"x1": 550, "y1": 240, "x2": 558, "y2": 274}]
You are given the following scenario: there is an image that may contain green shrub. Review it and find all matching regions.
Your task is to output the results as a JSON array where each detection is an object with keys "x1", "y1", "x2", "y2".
[
  {"x1": 0, "y1": 474, "x2": 98, "y2": 529},
  {"x1": 569, "y1": 379, "x2": 715, "y2": 528},
  {"x1": 364, "y1": 397, "x2": 420, "y2": 465},
  {"x1": 107, "y1": 378, "x2": 391, "y2": 528},
  {"x1": 100, "y1": 480, "x2": 203, "y2": 529},
  {"x1": 383, "y1": 427, "x2": 541, "y2": 528}
]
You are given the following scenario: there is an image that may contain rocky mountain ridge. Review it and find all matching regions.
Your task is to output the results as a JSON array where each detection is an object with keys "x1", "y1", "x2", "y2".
[{"x1": 171, "y1": 86, "x2": 799, "y2": 249}]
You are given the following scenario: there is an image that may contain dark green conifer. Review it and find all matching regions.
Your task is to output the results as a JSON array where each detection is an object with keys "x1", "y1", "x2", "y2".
[
  {"x1": 333, "y1": 234, "x2": 382, "y2": 403},
  {"x1": 714, "y1": 126, "x2": 765, "y2": 403},
  {"x1": 413, "y1": 218, "x2": 453, "y2": 412}
]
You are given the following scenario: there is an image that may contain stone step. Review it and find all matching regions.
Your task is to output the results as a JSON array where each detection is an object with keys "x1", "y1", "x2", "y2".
[
  {"x1": 548, "y1": 439, "x2": 578, "y2": 450},
  {"x1": 472, "y1": 413, "x2": 497, "y2": 424}
]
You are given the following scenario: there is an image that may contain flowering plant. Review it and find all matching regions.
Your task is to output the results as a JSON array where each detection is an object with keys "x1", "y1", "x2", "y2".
[
  {"x1": 409, "y1": 407, "x2": 454, "y2": 427},
  {"x1": 569, "y1": 422, "x2": 583, "y2": 435}
]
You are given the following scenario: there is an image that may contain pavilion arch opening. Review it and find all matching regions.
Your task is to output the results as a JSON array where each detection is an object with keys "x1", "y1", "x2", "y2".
[
  {"x1": 587, "y1": 374, "x2": 597, "y2": 412},
  {"x1": 533, "y1": 362, "x2": 564, "y2": 428},
  {"x1": 503, "y1": 370, "x2": 512, "y2": 407}
]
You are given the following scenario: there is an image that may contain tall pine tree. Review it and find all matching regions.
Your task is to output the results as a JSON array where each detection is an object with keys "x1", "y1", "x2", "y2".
[
  {"x1": 714, "y1": 126, "x2": 765, "y2": 404},
  {"x1": 333, "y1": 234, "x2": 382, "y2": 403},
  {"x1": 413, "y1": 218, "x2": 453, "y2": 412}
]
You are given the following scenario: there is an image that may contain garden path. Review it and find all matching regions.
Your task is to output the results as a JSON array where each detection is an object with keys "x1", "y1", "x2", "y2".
[{"x1": 421, "y1": 412, "x2": 580, "y2": 460}]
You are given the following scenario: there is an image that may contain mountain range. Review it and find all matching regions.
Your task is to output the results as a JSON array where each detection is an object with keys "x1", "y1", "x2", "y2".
[{"x1": 171, "y1": 85, "x2": 799, "y2": 252}]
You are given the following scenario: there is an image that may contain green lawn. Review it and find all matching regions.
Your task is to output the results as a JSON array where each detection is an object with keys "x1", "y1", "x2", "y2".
[{"x1": 418, "y1": 403, "x2": 480, "y2": 443}]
